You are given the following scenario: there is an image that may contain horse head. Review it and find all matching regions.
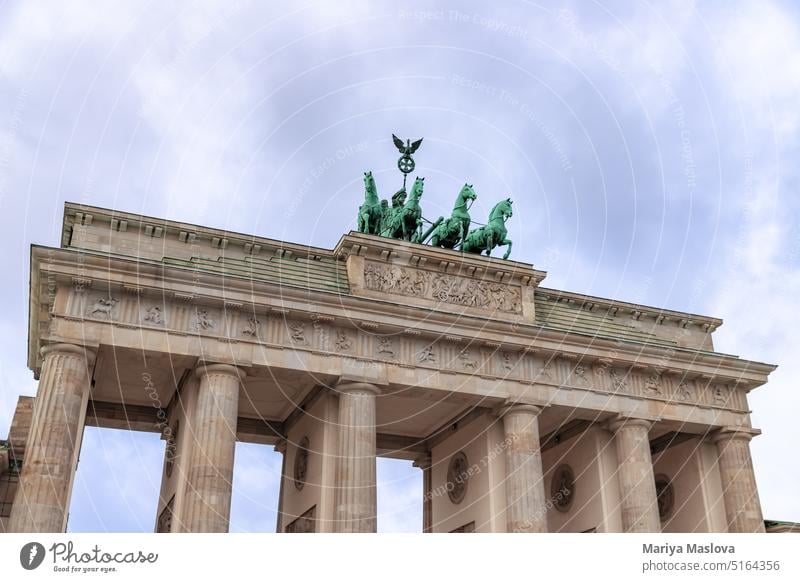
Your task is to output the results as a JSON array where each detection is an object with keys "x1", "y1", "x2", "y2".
[
  {"x1": 489, "y1": 198, "x2": 513, "y2": 223},
  {"x1": 363, "y1": 171, "x2": 378, "y2": 201},
  {"x1": 409, "y1": 176, "x2": 425, "y2": 202},
  {"x1": 456, "y1": 183, "x2": 477, "y2": 209}
]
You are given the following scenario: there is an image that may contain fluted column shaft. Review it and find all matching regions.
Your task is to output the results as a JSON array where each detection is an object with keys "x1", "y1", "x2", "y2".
[
  {"x1": 274, "y1": 439, "x2": 287, "y2": 533},
  {"x1": 713, "y1": 428, "x2": 765, "y2": 532},
  {"x1": 334, "y1": 382, "x2": 378, "y2": 533},
  {"x1": 181, "y1": 363, "x2": 243, "y2": 533},
  {"x1": 9, "y1": 344, "x2": 95, "y2": 532},
  {"x1": 502, "y1": 404, "x2": 547, "y2": 533},
  {"x1": 609, "y1": 417, "x2": 660, "y2": 532},
  {"x1": 413, "y1": 455, "x2": 432, "y2": 533}
]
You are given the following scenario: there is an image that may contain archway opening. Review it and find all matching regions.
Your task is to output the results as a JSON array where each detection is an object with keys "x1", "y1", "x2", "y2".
[
  {"x1": 377, "y1": 457, "x2": 422, "y2": 532},
  {"x1": 229, "y1": 441, "x2": 282, "y2": 532},
  {"x1": 68, "y1": 426, "x2": 164, "y2": 532}
]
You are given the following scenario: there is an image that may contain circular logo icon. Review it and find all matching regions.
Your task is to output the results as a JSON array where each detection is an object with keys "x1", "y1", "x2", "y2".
[{"x1": 19, "y1": 542, "x2": 46, "y2": 570}]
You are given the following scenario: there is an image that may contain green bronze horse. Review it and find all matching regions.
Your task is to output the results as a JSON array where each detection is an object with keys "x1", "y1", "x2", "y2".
[
  {"x1": 461, "y1": 198, "x2": 513, "y2": 259},
  {"x1": 383, "y1": 176, "x2": 424, "y2": 241},
  {"x1": 427, "y1": 183, "x2": 477, "y2": 249},
  {"x1": 357, "y1": 171, "x2": 383, "y2": 235}
]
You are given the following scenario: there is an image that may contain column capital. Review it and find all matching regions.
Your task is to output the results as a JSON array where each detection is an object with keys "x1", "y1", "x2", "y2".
[
  {"x1": 40, "y1": 342, "x2": 97, "y2": 363},
  {"x1": 495, "y1": 400, "x2": 544, "y2": 419},
  {"x1": 194, "y1": 362, "x2": 246, "y2": 381},
  {"x1": 334, "y1": 381, "x2": 381, "y2": 396},
  {"x1": 274, "y1": 438, "x2": 287, "y2": 454},
  {"x1": 412, "y1": 454, "x2": 432, "y2": 470},
  {"x1": 711, "y1": 426, "x2": 761, "y2": 444},
  {"x1": 606, "y1": 415, "x2": 654, "y2": 434}
]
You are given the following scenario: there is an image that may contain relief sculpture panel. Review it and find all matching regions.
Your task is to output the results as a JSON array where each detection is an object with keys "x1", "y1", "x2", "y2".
[
  {"x1": 58, "y1": 284, "x2": 747, "y2": 414},
  {"x1": 363, "y1": 261, "x2": 522, "y2": 313}
]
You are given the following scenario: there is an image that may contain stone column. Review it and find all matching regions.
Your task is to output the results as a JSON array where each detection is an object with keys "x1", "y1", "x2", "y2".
[
  {"x1": 500, "y1": 403, "x2": 547, "y2": 533},
  {"x1": 712, "y1": 428, "x2": 765, "y2": 532},
  {"x1": 608, "y1": 417, "x2": 660, "y2": 532},
  {"x1": 274, "y1": 439, "x2": 287, "y2": 533},
  {"x1": 9, "y1": 343, "x2": 95, "y2": 533},
  {"x1": 333, "y1": 382, "x2": 379, "y2": 533},
  {"x1": 181, "y1": 363, "x2": 243, "y2": 533},
  {"x1": 413, "y1": 454, "x2": 432, "y2": 533}
]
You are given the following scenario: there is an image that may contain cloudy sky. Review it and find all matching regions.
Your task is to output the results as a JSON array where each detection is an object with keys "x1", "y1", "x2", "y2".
[{"x1": 0, "y1": 0, "x2": 798, "y2": 531}]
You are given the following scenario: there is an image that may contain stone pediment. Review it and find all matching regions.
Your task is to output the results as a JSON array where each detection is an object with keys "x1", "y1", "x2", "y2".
[{"x1": 334, "y1": 232, "x2": 546, "y2": 322}]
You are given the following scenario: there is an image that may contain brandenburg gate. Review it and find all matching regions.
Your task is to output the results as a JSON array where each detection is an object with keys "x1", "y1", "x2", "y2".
[
  {"x1": 1, "y1": 130, "x2": 778, "y2": 537},
  {"x1": 0, "y1": 196, "x2": 775, "y2": 534}
]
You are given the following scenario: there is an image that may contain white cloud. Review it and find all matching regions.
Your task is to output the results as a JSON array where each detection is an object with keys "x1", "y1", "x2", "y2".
[
  {"x1": 704, "y1": 0, "x2": 800, "y2": 522},
  {"x1": 1, "y1": 0, "x2": 798, "y2": 529}
]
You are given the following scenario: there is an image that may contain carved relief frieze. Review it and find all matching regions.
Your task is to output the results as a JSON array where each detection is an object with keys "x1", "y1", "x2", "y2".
[
  {"x1": 364, "y1": 261, "x2": 522, "y2": 313},
  {"x1": 241, "y1": 316, "x2": 260, "y2": 338},
  {"x1": 674, "y1": 378, "x2": 695, "y2": 402},
  {"x1": 193, "y1": 307, "x2": 216, "y2": 332},
  {"x1": 88, "y1": 296, "x2": 118, "y2": 319},
  {"x1": 643, "y1": 371, "x2": 664, "y2": 397},
  {"x1": 143, "y1": 305, "x2": 164, "y2": 325},
  {"x1": 711, "y1": 383, "x2": 730, "y2": 406},
  {"x1": 416, "y1": 343, "x2": 437, "y2": 365},
  {"x1": 54, "y1": 286, "x2": 750, "y2": 413},
  {"x1": 376, "y1": 335, "x2": 396, "y2": 360},
  {"x1": 537, "y1": 356, "x2": 556, "y2": 383},
  {"x1": 335, "y1": 329, "x2": 353, "y2": 352},
  {"x1": 609, "y1": 367, "x2": 630, "y2": 394},
  {"x1": 287, "y1": 320, "x2": 307, "y2": 344},
  {"x1": 457, "y1": 347, "x2": 478, "y2": 371},
  {"x1": 500, "y1": 351, "x2": 516, "y2": 373},
  {"x1": 569, "y1": 362, "x2": 591, "y2": 387}
]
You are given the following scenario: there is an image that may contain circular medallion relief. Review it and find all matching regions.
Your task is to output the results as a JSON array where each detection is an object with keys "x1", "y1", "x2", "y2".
[
  {"x1": 293, "y1": 436, "x2": 310, "y2": 491},
  {"x1": 655, "y1": 474, "x2": 674, "y2": 521},
  {"x1": 551, "y1": 464, "x2": 575, "y2": 512},
  {"x1": 446, "y1": 451, "x2": 469, "y2": 504}
]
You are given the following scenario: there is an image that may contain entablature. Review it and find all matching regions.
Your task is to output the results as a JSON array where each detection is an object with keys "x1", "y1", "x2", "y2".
[{"x1": 30, "y1": 246, "x2": 776, "y2": 427}]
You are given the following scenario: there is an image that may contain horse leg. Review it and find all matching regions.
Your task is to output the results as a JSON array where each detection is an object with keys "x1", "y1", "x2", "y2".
[
  {"x1": 501, "y1": 238, "x2": 512, "y2": 260},
  {"x1": 413, "y1": 218, "x2": 422, "y2": 243}
]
